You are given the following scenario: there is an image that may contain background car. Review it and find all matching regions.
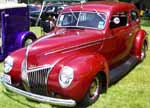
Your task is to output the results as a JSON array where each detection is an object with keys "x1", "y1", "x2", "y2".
[
  {"x1": 28, "y1": 4, "x2": 41, "y2": 26},
  {"x1": 29, "y1": 2, "x2": 68, "y2": 27},
  {"x1": 0, "y1": 2, "x2": 37, "y2": 61}
]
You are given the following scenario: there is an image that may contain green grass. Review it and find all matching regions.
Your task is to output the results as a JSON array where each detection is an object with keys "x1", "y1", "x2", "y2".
[
  {"x1": 141, "y1": 18, "x2": 150, "y2": 27},
  {"x1": 30, "y1": 27, "x2": 43, "y2": 37},
  {"x1": 0, "y1": 24, "x2": 150, "y2": 108}
]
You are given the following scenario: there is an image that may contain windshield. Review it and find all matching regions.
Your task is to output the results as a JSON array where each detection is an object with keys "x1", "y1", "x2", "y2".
[{"x1": 57, "y1": 11, "x2": 106, "y2": 29}]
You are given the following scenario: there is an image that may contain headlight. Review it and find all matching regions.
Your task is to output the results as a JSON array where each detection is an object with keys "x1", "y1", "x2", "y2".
[
  {"x1": 59, "y1": 66, "x2": 74, "y2": 88},
  {"x1": 4, "y1": 56, "x2": 14, "y2": 73}
]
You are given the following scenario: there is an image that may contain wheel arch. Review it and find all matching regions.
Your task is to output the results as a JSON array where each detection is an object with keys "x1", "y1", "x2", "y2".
[
  {"x1": 64, "y1": 53, "x2": 109, "y2": 92},
  {"x1": 131, "y1": 29, "x2": 148, "y2": 60},
  {"x1": 15, "y1": 31, "x2": 37, "y2": 48}
]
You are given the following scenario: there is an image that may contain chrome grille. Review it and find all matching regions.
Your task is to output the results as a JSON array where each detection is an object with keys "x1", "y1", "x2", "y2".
[{"x1": 27, "y1": 66, "x2": 51, "y2": 95}]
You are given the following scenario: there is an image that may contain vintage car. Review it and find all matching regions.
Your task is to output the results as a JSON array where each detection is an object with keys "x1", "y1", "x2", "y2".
[
  {"x1": 1, "y1": 1, "x2": 148, "y2": 107},
  {"x1": 0, "y1": 2, "x2": 37, "y2": 61}
]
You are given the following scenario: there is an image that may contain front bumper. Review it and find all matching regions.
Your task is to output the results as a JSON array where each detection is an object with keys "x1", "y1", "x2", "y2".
[{"x1": 0, "y1": 75, "x2": 76, "y2": 107}]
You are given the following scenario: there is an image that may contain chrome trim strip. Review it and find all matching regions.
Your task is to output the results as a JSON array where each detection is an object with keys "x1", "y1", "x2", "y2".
[
  {"x1": 44, "y1": 36, "x2": 115, "y2": 56},
  {"x1": 62, "y1": 41, "x2": 102, "y2": 54},
  {"x1": 27, "y1": 65, "x2": 52, "y2": 72},
  {"x1": 1, "y1": 80, "x2": 76, "y2": 107},
  {"x1": 45, "y1": 39, "x2": 103, "y2": 55},
  {"x1": 25, "y1": 32, "x2": 55, "y2": 70}
]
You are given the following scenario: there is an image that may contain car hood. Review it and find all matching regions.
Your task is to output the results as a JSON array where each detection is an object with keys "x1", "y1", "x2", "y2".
[{"x1": 26, "y1": 29, "x2": 104, "y2": 69}]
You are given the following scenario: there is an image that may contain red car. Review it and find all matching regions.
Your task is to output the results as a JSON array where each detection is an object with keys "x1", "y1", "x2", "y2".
[{"x1": 1, "y1": 1, "x2": 148, "y2": 107}]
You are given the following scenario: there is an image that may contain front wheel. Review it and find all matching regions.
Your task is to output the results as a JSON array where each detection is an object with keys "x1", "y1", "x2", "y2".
[{"x1": 79, "y1": 74, "x2": 102, "y2": 107}]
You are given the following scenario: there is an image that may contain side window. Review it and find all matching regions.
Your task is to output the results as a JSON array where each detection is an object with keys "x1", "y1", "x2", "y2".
[
  {"x1": 110, "y1": 12, "x2": 128, "y2": 29},
  {"x1": 131, "y1": 10, "x2": 139, "y2": 21}
]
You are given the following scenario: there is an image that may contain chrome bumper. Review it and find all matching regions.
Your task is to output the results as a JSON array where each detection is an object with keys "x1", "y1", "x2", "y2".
[{"x1": 0, "y1": 77, "x2": 76, "y2": 107}]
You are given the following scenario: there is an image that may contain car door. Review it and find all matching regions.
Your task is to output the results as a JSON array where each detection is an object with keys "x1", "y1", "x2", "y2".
[{"x1": 107, "y1": 11, "x2": 130, "y2": 66}]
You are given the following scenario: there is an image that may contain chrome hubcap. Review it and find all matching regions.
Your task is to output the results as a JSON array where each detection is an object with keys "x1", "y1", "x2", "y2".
[{"x1": 89, "y1": 77, "x2": 99, "y2": 100}]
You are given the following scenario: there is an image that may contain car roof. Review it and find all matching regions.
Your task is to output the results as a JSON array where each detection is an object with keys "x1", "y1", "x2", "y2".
[
  {"x1": 0, "y1": 3, "x2": 27, "y2": 9},
  {"x1": 63, "y1": 1, "x2": 136, "y2": 13}
]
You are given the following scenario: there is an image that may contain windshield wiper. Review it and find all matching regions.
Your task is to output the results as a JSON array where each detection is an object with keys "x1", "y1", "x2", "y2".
[
  {"x1": 69, "y1": 8, "x2": 78, "y2": 21},
  {"x1": 94, "y1": 9, "x2": 105, "y2": 21}
]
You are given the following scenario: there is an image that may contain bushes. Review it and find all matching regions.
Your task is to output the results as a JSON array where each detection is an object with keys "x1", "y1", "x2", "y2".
[{"x1": 141, "y1": 18, "x2": 150, "y2": 27}]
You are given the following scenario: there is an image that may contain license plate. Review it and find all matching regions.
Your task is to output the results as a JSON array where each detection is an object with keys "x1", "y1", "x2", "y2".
[{"x1": 3, "y1": 74, "x2": 11, "y2": 84}]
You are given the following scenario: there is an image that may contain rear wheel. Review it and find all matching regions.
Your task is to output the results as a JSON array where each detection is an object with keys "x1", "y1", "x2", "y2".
[{"x1": 79, "y1": 74, "x2": 102, "y2": 107}]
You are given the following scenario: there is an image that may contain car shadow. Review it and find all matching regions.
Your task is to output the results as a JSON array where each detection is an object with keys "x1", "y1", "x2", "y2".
[{"x1": 109, "y1": 62, "x2": 138, "y2": 87}]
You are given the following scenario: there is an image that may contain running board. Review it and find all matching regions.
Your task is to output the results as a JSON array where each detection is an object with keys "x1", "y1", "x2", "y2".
[{"x1": 109, "y1": 56, "x2": 138, "y2": 85}]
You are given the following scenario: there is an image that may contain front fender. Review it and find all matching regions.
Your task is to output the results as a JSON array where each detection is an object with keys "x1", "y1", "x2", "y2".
[
  {"x1": 131, "y1": 29, "x2": 147, "y2": 60},
  {"x1": 15, "y1": 31, "x2": 37, "y2": 48},
  {"x1": 47, "y1": 52, "x2": 109, "y2": 101}
]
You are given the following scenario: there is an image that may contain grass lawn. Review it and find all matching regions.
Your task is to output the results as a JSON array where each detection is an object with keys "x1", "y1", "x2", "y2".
[{"x1": 0, "y1": 22, "x2": 150, "y2": 108}]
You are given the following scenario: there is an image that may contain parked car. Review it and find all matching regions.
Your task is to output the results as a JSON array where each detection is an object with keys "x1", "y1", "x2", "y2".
[
  {"x1": 28, "y1": 4, "x2": 42, "y2": 26},
  {"x1": 144, "y1": 8, "x2": 150, "y2": 17},
  {"x1": 29, "y1": 2, "x2": 68, "y2": 27},
  {"x1": 0, "y1": 3, "x2": 37, "y2": 61},
  {"x1": 1, "y1": 1, "x2": 148, "y2": 108}
]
